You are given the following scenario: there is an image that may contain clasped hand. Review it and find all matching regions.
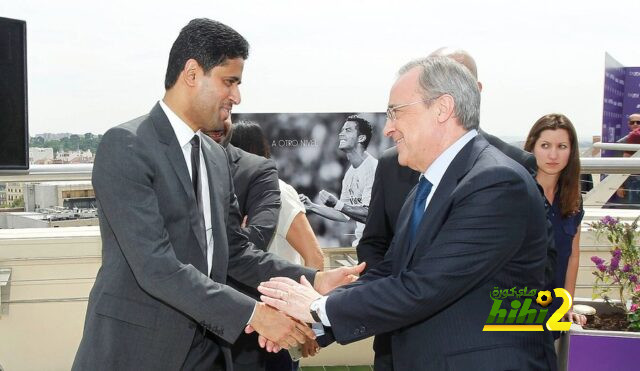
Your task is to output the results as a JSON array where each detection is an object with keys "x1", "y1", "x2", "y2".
[{"x1": 248, "y1": 263, "x2": 365, "y2": 353}]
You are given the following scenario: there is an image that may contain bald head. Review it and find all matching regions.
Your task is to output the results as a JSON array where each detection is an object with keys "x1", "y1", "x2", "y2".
[{"x1": 429, "y1": 47, "x2": 478, "y2": 79}]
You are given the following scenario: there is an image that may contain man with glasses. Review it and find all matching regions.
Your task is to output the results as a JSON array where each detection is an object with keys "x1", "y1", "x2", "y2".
[
  {"x1": 356, "y1": 47, "x2": 547, "y2": 370},
  {"x1": 300, "y1": 115, "x2": 378, "y2": 247},
  {"x1": 258, "y1": 56, "x2": 556, "y2": 370}
]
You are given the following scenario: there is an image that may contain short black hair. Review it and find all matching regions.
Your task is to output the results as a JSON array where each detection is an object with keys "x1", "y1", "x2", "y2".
[
  {"x1": 345, "y1": 115, "x2": 373, "y2": 149},
  {"x1": 164, "y1": 18, "x2": 249, "y2": 90},
  {"x1": 230, "y1": 121, "x2": 271, "y2": 159}
]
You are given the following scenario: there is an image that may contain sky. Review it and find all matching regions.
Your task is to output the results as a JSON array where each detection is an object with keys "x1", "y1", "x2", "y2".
[{"x1": 2, "y1": 0, "x2": 640, "y2": 140}]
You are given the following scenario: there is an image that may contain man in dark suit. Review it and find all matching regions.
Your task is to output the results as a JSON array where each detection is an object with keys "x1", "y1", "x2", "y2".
[
  {"x1": 205, "y1": 119, "x2": 280, "y2": 254},
  {"x1": 259, "y1": 56, "x2": 556, "y2": 370},
  {"x1": 357, "y1": 48, "x2": 544, "y2": 370},
  {"x1": 205, "y1": 120, "x2": 284, "y2": 371},
  {"x1": 72, "y1": 18, "x2": 362, "y2": 371}
]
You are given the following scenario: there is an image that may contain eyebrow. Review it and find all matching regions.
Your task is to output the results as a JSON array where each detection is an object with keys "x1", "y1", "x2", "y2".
[{"x1": 225, "y1": 76, "x2": 242, "y2": 84}]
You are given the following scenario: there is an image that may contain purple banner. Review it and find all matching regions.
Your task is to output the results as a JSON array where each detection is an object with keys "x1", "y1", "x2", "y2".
[
  {"x1": 602, "y1": 53, "x2": 625, "y2": 157},
  {"x1": 623, "y1": 67, "x2": 640, "y2": 123}
]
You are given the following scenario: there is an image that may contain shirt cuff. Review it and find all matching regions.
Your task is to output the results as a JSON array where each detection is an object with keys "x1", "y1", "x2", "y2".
[
  {"x1": 317, "y1": 296, "x2": 331, "y2": 327},
  {"x1": 311, "y1": 322, "x2": 325, "y2": 337},
  {"x1": 246, "y1": 302, "x2": 258, "y2": 325}
]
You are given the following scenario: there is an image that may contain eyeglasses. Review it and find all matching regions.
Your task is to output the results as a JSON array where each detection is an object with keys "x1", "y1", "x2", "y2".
[
  {"x1": 630, "y1": 120, "x2": 640, "y2": 126},
  {"x1": 386, "y1": 98, "x2": 436, "y2": 121}
]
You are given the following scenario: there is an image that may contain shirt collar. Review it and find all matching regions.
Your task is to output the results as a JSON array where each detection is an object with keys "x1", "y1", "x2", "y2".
[
  {"x1": 423, "y1": 129, "x2": 478, "y2": 187},
  {"x1": 158, "y1": 100, "x2": 200, "y2": 147}
]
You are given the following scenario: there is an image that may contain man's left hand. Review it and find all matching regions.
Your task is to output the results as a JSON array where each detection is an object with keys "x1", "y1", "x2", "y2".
[{"x1": 313, "y1": 262, "x2": 365, "y2": 294}]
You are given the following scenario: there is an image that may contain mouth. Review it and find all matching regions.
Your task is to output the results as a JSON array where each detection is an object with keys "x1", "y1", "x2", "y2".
[
  {"x1": 546, "y1": 162, "x2": 559, "y2": 166},
  {"x1": 395, "y1": 137, "x2": 405, "y2": 145},
  {"x1": 221, "y1": 106, "x2": 232, "y2": 116}
]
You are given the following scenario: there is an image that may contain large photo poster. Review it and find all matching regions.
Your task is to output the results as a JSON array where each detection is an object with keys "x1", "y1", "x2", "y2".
[{"x1": 235, "y1": 112, "x2": 392, "y2": 248}]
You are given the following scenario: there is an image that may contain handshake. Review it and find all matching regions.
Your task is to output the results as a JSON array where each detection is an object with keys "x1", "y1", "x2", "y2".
[{"x1": 245, "y1": 262, "x2": 365, "y2": 354}]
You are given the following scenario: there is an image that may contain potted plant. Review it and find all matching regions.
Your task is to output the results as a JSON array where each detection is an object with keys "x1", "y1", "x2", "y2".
[{"x1": 557, "y1": 216, "x2": 640, "y2": 371}]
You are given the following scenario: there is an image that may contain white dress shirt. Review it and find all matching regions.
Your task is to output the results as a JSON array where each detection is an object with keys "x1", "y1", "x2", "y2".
[
  {"x1": 159, "y1": 100, "x2": 214, "y2": 276},
  {"x1": 315, "y1": 129, "x2": 478, "y2": 327}
]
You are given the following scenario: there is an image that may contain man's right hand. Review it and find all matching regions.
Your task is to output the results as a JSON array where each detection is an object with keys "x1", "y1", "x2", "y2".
[
  {"x1": 318, "y1": 190, "x2": 338, "y2": 207},
  {"x1": 247, "y1": 302, "x2": 316, "y2": 350}
]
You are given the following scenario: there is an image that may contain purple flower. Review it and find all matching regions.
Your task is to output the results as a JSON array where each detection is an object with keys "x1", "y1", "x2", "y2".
[
  {"x1": 631, "y1": 275, "x2": 639, "y2": 283},
  {"x1": 601, "y1": 216, "x2": 618, "y2": 226},
  {"x1": 591, "y1": 256, "x2": 605, "y2": 265},
  {"x1": 613, "y1": 249, "x2": 622, "y2": 259},
  {"x1": 623, "y1": 264, "x2": 632, "y2": 273},
  {"x1": 598, "y1": 264, "x2": 607, "y2": 272},
  {"x1": 610, "y1": 256, "x2": 620, "y2": 270}
]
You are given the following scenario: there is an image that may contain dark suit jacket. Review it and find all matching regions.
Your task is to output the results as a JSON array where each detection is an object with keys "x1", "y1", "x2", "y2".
[
  {"x1": 225, "y1": 144, "x2": 281, "y2": 370},
  {"x1": 357, "y1": 131, "x2": 538, "y2": 273},
  {"x1": 72, "y1": 104, "x2": 315, "y2": 371},
  {"x1": 226, "y1": 144, "x2": 280, "y2": 252},
  {"x1": 338, "y1": 136, "x2": 555, "y2": 370},
  {"x1": 356, "y1": 131, "x2": 551, "y2": 362}
]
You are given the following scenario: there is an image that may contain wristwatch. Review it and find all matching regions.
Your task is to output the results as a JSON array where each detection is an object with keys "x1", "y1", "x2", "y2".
[{"x1": 309, "y1": 298, "x2": 322, "y2": 323}]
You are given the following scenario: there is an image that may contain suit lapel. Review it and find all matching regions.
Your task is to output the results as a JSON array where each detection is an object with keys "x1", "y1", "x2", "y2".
[
  {"x1": 399, "y1": 136, "x2": 490, "y2": 269},
  {"x1": 149, "y1": 104, "x2": 207, "y2": 271},
  {"x1": 392, "y1": 185, "x2": 417, "y2": 274},
  {"x1": 201, "y1": 137, "x2": 228, "y2": 282}
]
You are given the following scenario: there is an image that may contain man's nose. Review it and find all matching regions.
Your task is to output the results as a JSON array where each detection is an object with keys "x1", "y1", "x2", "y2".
[
  {"x1": 383, "y1": 118, "x2": 395, "y2": 137},
  {"x1": 230, "y1": 84, "x2": 241, "y2": 105}
]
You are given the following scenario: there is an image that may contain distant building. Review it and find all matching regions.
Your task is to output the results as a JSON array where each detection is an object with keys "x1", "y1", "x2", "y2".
[
  {"x1": 0, "y1": 184, "x2": 5, "y2": 205},
  {"x1": 56, "y1": 150, "x2": 93, "y2": 164},
  {"x1": 5, "y1": 183, "x2": 24, "y2": 205},
  {"x1": 0, "y1": 210, "x2": 98, "y2": 229},
  {"x1": 29, "y1": 148, "x2": 54, "y2": 164},
  {"x1": 24, "y1": 181, "x2": 95, "y2": 212}
]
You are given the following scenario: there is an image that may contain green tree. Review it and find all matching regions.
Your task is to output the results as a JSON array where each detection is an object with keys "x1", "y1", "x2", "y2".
[{"x1": 10, "y1": 196, "x2": 24, "y2": 208}]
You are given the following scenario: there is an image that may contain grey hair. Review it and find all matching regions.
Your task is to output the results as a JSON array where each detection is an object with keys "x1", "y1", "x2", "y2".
[{"x1": 398, "y1": 56, "x2": 480, "y2": 130}]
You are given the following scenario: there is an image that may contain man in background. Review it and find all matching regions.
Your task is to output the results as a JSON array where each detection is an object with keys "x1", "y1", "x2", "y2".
[{"x1": 204, "y1": 118, "x2": 282, "y2": 371}]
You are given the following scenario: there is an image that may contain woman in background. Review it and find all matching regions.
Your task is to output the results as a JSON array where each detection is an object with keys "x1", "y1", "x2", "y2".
[
  {"x1": 230, "y1": 121, "x2": 324, "y2": 270},
  {"x1": 230, "y1": 120, "x2": 324, "y2": 370},
  {"x1": 524, "y1": 113, "x2": 586, "y2": 332}
]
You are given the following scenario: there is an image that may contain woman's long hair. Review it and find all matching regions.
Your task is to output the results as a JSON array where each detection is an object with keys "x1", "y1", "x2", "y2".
[
  {"x1": 524, "y1": 113, "x2": 581, "y2": 218},
  {"x1": 229, "y1": 121, "x2": 271, "y2": 159}
]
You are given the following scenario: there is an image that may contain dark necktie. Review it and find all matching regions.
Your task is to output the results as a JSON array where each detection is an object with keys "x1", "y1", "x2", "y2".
[
  {"x1": 190, "y1": 135, "x2": 202, "y2": 208},
  {"x1": 190, "y1": 135, "x2": 207, "y2": 257},
  {"x1": 409, "y1": 176, "x2": 433, "y2": 241}
]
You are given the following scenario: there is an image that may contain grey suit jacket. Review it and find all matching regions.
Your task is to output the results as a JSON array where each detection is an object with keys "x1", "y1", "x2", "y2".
[
  {"x1": 328, "y1": 136, "x2": 556, "y2": 370},
  {"x1": 72, "y1": 104, "x2": 315, "y2": 371}
]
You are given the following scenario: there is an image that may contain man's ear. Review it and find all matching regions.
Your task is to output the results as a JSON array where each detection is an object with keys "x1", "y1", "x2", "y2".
[
  {"x1": 436, "y1": 94, "x2": 455, "y2": 123},
  {"x1": 183, "y1": 59, "x2": 199, "y2": 87},
  {"x1": 358, "y1": 134, "x2": 366, "y2": 144}
]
